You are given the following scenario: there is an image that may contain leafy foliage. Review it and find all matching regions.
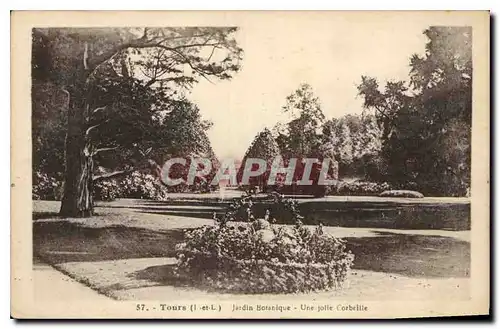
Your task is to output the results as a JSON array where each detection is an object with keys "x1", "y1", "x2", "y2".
[
  {"x1": 321, "y1": 114, "x2": 383, "y2": 178},
  {"x1": 237, "y1": 128, "x2": 282, "y2": 190},
  {"x1": 32, "y1": 171, "x2": 63, "y2": 201},
  {"x1": 118, "y1": 172, "x2": 169, "y2": 200},
  {"x1": 93, "y1": 172, "x2": 168, "y2": 201},
  {"x1": 34, "y1": 27, "x2": 243, "y2": 86},
  {"x1": 31, "y1": 81, "x2": 68, "y2": 178},
  {"x1": 267, "y1": 84, "x2": 338, "y2": 196},
  {"x1": 175, "y1": 192, "x2": 354, "y2": 293},
  {"x1": 93, "y1": 179, "x2": 121, "y2": 201},
  {"x1": 218, "y1": 192, "x2": 305, "y2": 225},
  {"x1": 32, "y1": 28, "x2": 239, "y2": 205},
  {"x1": 277, "y1": 84, "x2": 325, "y2": 158},
  {"x1": 328, "y1": 181, "x2": 392, "y2": 196}
]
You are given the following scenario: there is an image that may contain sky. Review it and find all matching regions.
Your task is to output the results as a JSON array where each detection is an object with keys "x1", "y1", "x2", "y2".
[{"x1": 187, "y1": 16, "x2": 430, "y2": 160}]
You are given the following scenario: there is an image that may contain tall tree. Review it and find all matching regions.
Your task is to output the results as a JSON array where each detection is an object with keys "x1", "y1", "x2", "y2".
[
  {"x1": 281, "y1": 84, "x2": 325, "y2": 158},
  {"x1": 409, "y1": 27, "x2": 472, "y2": 196},
  {"x1": 150, "y1": 101, "x2": 220, "y2": 192},
  {"x1": 33, "y1": 27, "x2": 242, "y2": 216},
  {"x1": 237, "y1": 128, "x2": 281, "y2": 191}
]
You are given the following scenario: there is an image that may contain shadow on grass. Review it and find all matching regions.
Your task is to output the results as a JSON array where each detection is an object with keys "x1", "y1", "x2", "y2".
[
  {"x1": 32, "y1": 211, "x2": 61, "y2": 221},
  {"x1": 132, "y1": 264, "x2": 193, "y2": 288},
  {"x1": 103, "y1": 199, "x2": 470, "y2": 230},
  {"x1": 346, "y1": 231, "x2": 470, "y2": 278},
  {"x1": 125, "y1": 233, "x2": 469, "y2": 293},
  {"x1": 33, "y1": 220, "x2": 188, "y2": 263},
  {"x1": 33, "y1": 218, "x2": 469, "y2": 284}
]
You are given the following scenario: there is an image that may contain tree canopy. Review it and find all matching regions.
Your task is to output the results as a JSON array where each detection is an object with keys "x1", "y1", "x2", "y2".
[
  {"x1": 357, "y1": 26, "x2": 471, "y2": 196},
  {"x1": 237, "y1": 128, "x2": 282, "y2": 190},
  {"x1": 32, "y1": 27, "x2": 243, "y2": 215}
]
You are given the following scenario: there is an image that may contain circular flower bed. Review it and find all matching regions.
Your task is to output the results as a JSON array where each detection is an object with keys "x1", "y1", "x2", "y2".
[{"x1": 175, "y1": 193, "x2": 354, "y2": 294}]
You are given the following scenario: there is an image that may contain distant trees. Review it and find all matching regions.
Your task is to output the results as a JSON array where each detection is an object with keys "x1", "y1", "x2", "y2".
[
  {"x1": 321, "y1": 114, "x2": 383, "y2": 179},
  {"x1": 279, "y1": 84, "x2": 325, "y2": 158},
  {"x1": 272, "y1": 84, "x2": 383, "y2": 187},
  {"x1": 276, "y1": 84, "x2": 335, "y2": 196},
  {"x1": 237, "y1": 128, "x2": 281, "y2": 191},
  {"x1": 240, "y1": 84, "x2": 338, "y2": 196},
  {"x1": 357, "y1": 27, "x2": 471, "y2": 196}
]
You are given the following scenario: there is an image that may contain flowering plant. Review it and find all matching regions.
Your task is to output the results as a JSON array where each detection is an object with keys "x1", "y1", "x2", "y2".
[
  {"x1": 32, "y1": 171, "x2": 63, "y2": 200},
  {"x1": 330, "y1": 181, "x2": 392, "y2": 196},
  {"x1": 94, "y1": 171, "x2": 169, "y2": 201},
  {"x1": 119, "y1": 172, "x2": 169, "y2": 200},
  {"x1": 175, "y1": 192, "x2": 354, "y2": 293}
]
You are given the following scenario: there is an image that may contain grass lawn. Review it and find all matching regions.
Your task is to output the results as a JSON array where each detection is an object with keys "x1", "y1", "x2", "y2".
[{"x1": 33, "y1": 199, "x2": 470, "y2": 301}]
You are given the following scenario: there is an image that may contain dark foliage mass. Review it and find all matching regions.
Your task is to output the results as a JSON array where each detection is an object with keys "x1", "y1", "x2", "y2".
[
  {"x1": 32, "y1": 27, "x2": 242, "y2": 215},
  {"x1": 357, "y1": 27, "x2": 471, "y2": 196},
  {"x1": 239, "y1": 27, "x2": 471, "y2": 197}
]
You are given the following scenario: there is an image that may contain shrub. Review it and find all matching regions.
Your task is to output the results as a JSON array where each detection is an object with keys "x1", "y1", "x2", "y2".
[
  {"x1": 118, "y1": 171, "x2": 168, "y2": 200},
  {"x1": 34, "y1": 170, "x2": 170, "y2": 202},
  {"x1": 166, "y1": 180, "x2": 218, "y2": 194},
  {"x1": 175, "y1": 192, "x2": 354, "y2": 294},
  {"x1": 94, "y1": 171, "x2": 169, "y2": 201},
  {"x1": 329, "y1": 181, "x2": 392, "y2": 196},
  {"x1": 220, "y1": 191, "x2": 304, "y2": 225},
  {"x1": 93, "y1": 179, "x2": 120, "y2": 201},
  {"x1": 379, "y1": 190, "x2": 424, "y2": 198},
  {"x1": 32, "y1": 171, "x2": 63, "y2": 200}
]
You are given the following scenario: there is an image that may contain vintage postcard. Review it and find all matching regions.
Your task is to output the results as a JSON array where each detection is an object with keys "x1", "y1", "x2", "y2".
[{"x1": 11, "y1": 10, "x2": 490, "y2": 319}]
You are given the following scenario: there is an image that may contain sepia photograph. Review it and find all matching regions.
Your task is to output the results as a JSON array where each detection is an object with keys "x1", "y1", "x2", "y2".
[{"x1": 10, "y1": 10, "x2": 490, "y2": 319}]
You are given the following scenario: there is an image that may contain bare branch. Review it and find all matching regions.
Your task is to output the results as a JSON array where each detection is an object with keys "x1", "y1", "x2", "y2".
[
  {"x1": 88, "y1": 35, "x2": 198, "y2": 72},
  {"x1": 83, "y1": 42, "x2": 89, "y2": 70},
  {"x1": 172, "y1": 42, "x2": 222, "y2": 50},
  {"x1": 92, "y1": 156, "x2": 161, "y2": 182},
  {"x1": 93, "y1": 169, "x2": 134, "y2": 182},
  {"x1": 139, "y1": 67, "x2": 152, "y2": 79},
  {"x1": 207, "y1": 45, "x2": 217, "y2": 62},
  {"x1": 144, "y1": 78, "x2": 157, "y2": 88},
  {"x1": 156, "y1": 45, "x2": 214, "y2": 83},
  {"x1": 93, "y1": 146, "x2": 119, "y2": 155},
  {"x1": 85, "y1": 123, "x2": 101, "y2": 136},
  {"x1": 92, "y1": 106, "x2": 107, "y2": 114},
  {"x1": 61, "y1": 88, "x2": 71, "y2": 109},
  {"x1": 85, "y1": 119, "x2": 109, "y2": 135},
  {"x1": 87, "y1": 33, "x2": 223, "y2": 79}
]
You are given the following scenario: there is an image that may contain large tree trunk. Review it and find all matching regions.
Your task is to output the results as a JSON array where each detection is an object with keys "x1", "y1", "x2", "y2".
[{"x1": 59, "y1": 85, "x2": 95, "y2": 217}]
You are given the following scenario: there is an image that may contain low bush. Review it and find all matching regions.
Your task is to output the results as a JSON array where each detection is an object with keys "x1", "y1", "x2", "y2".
[
  {"x1": 276, "y1": 184, "x2": 331, "y2": 197},
  {"x1": 175, "y1": 192, "x2": 354, "y2": 294},
  {"x1": 272, "y1": 181, "x2": 393, "y2": 197},
  {"x1": 118, "y1": 172, "x2": 168, "y2": 200},
  {"x1": 220, "y1": 192, "x2": 303, "y2": 225},
  {"x1": 166, "y1": 180, "x2": 219, "y2": 194},
  {"x1": 379, "y1": 190, "x2": 424, "y2": 198},
  {"x1": 93, "y1": 179, "x2": 121, "y2": 201},
  {"x1": 329, "y1": 181, "x2": 392, "y2": 196}
]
